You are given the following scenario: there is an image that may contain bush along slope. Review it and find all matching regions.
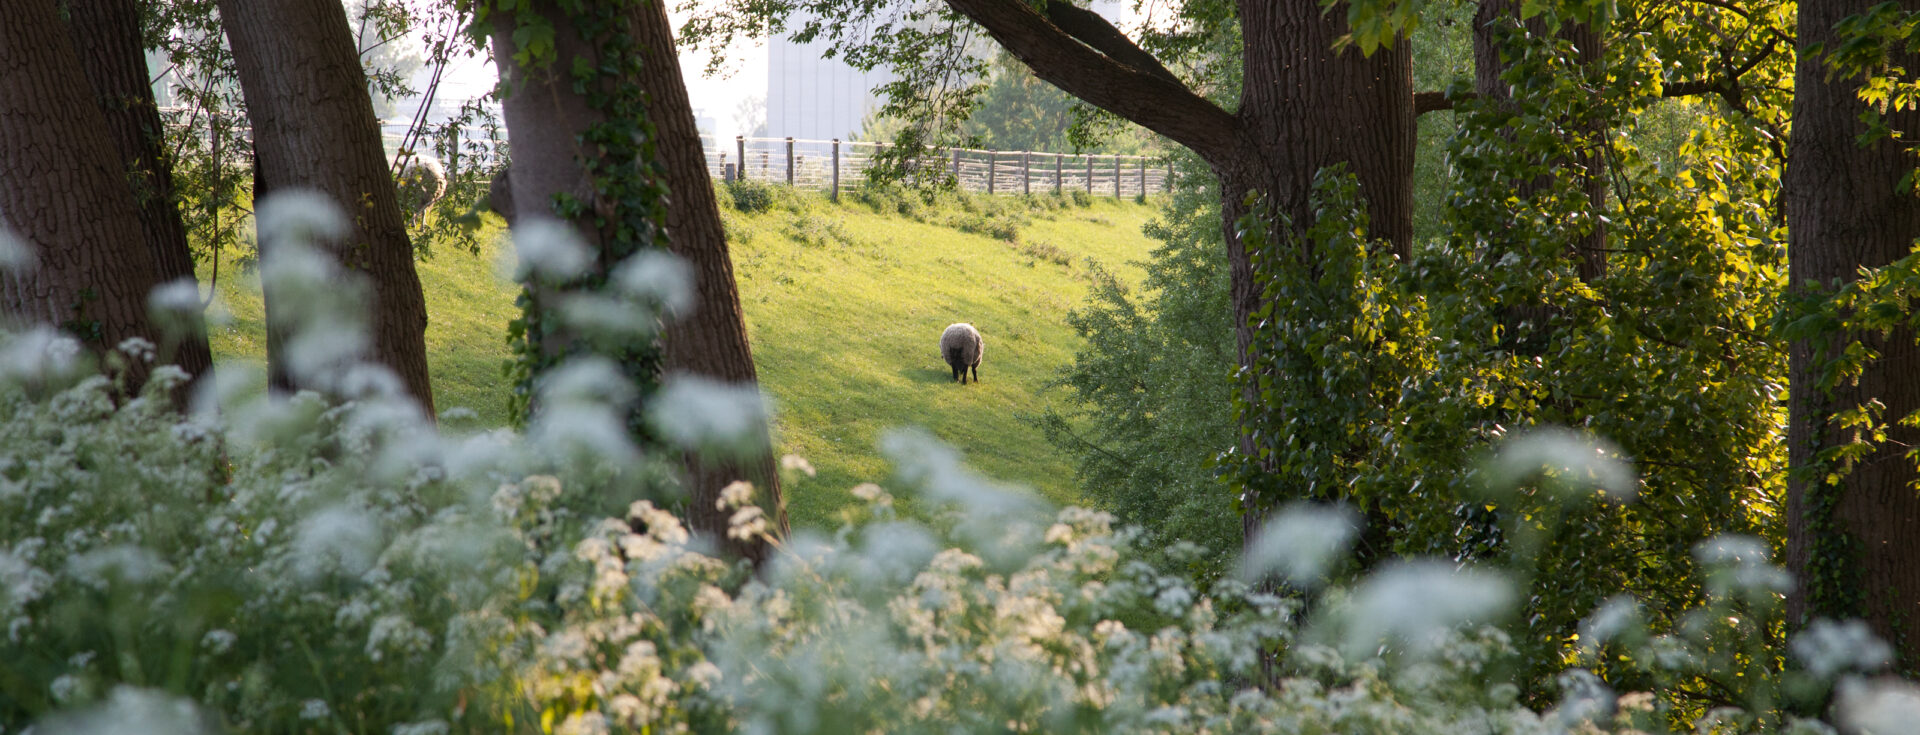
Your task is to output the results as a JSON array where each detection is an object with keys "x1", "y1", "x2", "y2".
[{"x1": 1, "y1": 191, "x2": 1910, "y2": 734}]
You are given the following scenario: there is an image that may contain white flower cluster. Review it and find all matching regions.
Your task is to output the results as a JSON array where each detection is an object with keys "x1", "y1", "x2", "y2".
[{"x1": 0, "y1": 193, "x2": 1908, "y2": 733}]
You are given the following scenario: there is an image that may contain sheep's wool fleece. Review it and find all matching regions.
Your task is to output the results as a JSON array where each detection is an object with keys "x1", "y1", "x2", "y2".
[{"x1": 940, "y1": 323, "x2": 983, "y2": 364}]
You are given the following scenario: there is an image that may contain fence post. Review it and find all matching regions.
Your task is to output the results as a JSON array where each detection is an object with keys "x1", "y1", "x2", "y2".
[
  {"x1": 448, "y1": 125, "x2": 459, "y2": 186},
  {"x1": 831, "y1": 139, "x2": 841, "y2": 202},
  {"x1": 1112, "y1": 156, "x2": 1121, "y2": 198},
  {"x1": 1138, "y1": 158, "x2": 1147, "y2": 198},
  {"x1": 1166, "y1": 161, "x2": 1174, "y2": 192},
  {"x1": 735, "y1": 136, "x2": 746, "y2": 182},
  {"x1": 950, "y1": 148, "x2": 960, "y2": 185},
  {"x1": 1022, "y1": 151, "x2": 1031, "y2": 195},
  {"x1": 1054, "y1": 153, "x2": 1062, "y2": 194},
  {"x1": 785, "y1": 137, "x2": 795, "y2": 185},
  {"x1": 987, "y1": 153, "x2": 996, "y2": 195},
  {"x1": 1085, "y1": 155, "x2": 1093, "y2": 194}
]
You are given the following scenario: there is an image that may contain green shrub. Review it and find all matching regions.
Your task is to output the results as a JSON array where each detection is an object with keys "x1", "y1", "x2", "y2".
[
  {"x1": 1069, "y1": 189, "x2": 1093, "y2": 208},
  {"x1": 724, "y1": 179, "x2": 780, "y2": 213},
  {"x1": 1043, "y1": 157, "x2": 1238, "y2": 579}
]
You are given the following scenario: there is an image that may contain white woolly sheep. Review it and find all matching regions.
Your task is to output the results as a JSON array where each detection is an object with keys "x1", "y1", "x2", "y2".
[
  {"x1": 940, "y1": 323, "x2": 984, "y2": 384},
  {"x1": 393, "y1": 153, "x2": 447, "y2": 217}
]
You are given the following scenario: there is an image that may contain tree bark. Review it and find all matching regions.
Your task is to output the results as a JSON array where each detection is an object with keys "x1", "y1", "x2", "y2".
[
  {"x1": 0, "y1": 0, "x2": 166, "y2": 385},
  {"x1": 1222, "y1": 3, "x2": 1414, "y2": 533},
  {"x1": 64, "y1": 0, "x2": 214, "y2": 381},
  {"x1": 1785, "y1": 0, "x2": 1920, "y2": 663},
  {"x1": 218, "y1": 0, "x2": 435, "y2": 413},
  {"x1": 490, "y1": 0, "x2": 784, "y2": 561},
  {"x1": 631, "y1": 0, "x2": 789, "y2": 548}
]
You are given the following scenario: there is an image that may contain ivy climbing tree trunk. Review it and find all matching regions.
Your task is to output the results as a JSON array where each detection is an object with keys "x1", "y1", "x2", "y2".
[
  {"x1": 1784, "y1": 0, "x2": 1920, "y2": 663},
  {"x1": 631, "y1": 0, "x2": 788, "y2": 545},
  {"x1": 0, "y1": 0, "x2": 167, "y2": 385},
  {"x1": 487, "y1": 0, "x2": 783, "y2": 561},
  {"x1": 219, "y1": 0, "x2": 436, "y2": 414},
  {"x1": 64, "y1": 0, "x2": 214, "y2": 382}
]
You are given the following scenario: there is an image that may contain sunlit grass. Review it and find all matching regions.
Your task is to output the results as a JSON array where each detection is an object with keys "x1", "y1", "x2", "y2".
[{"x1": 731, "y1": 192, "x2": 1159, "y2": 524}]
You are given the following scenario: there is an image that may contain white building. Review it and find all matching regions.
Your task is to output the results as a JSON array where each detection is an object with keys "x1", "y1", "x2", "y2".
[
  {"x1": 764, "y1": 25, "x2": 890, "y2": 142},
  {"x1": 764, "y1": 1, "x2": 1122, "y2": 143}
]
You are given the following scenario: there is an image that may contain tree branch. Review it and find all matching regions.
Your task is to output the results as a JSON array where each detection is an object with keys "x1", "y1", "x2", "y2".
[
  {"x1": 1039, "y1": 2, "x2": 1182, "y2": 86},
  {"x1": 1416, "y1": 38, "x2": 1779, "y2": 118},
  {"x1": 942, "y1": 0, "x2": 1237, "y2": 162},
  {"x1": 1415, "y1": 90, "x2": 1456, "y2": 116}
]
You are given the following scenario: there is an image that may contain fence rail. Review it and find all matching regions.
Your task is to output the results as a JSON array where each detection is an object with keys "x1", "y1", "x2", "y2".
[{"x1": 158, "y1": 109, "x2": 1171, "y2": 200}]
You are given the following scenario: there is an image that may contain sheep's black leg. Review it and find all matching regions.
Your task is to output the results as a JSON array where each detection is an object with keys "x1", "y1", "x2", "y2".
[{"x1": 970, "y1": 365, "x2": 979, "y2": 383}]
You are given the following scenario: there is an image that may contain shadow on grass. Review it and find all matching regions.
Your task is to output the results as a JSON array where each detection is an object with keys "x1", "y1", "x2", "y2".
[{"x1": 904, "y1": 366, "x2": 968, "y2": 385}]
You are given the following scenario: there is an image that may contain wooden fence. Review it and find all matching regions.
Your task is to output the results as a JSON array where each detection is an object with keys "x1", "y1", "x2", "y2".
[{"x1": 704, "y1": 135, "x2": 1172, "y2": 201}]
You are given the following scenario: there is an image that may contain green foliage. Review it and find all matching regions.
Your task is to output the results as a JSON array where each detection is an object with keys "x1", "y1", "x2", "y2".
[{"x1": 1201, "y1": 8, "x2": 1790, "y2": 701}]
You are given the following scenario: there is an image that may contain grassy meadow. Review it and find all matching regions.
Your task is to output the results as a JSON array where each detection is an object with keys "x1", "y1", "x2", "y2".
[{"x1": 204, "y1": 188, "x2": 1165, "y2": 527}]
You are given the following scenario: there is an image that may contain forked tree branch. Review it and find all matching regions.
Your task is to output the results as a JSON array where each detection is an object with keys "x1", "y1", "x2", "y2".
[
  {"x1": 1040, "y1": 2, "x2": 1183, "y2": 86},
  {"x1": 942, "y1": 0, "x2": 1238, "y2": 162}
]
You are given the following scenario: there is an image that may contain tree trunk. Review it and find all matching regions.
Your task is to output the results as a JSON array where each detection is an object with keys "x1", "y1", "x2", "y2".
[
  {"x1": 1785, "y1": 0, "x2": 1920, "y2": 664},
  {"x1": 489, "y1": 0, "x2": 783, "y2": 561},
  {"x1": 0, "y1": 0, "x2": 166, "y2": 385},
  {"x1": 631, "y1": 0, "x2": 789, "y2": 548},
  {"x1": 1222, "y1": 3, "x2": 1414, "y2": 536},
  {"x1": 64, "y1": 0, "x2": 214, "y2": 381},
  {"x1": 1471, "y1": 0, "x2": 1607, "y2": 281},
  {"x1": 218, "y1": 0, "x2": 435, "y2": 413}
]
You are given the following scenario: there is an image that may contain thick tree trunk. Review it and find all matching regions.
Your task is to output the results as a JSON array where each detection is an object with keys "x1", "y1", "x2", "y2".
[
  {"x1": 1224, "y1": 2, "x2": 1414, "y2": 534},
  {"x1": 64, "y1": 0, "x2": 214, "y2": 381},
  {"x1": 1471, "y1": 0, "x2": 1607, "y2": 281},
  {"x1": 490, "y1": 0, "x2": 783, "y2": 561},
  {"x1": 1785, "y1": 0, "x2": 1920, "y2": 663},
  {"x1": 0, "y1": 0, "x2": 166, "y2": 384},
  {"x1": 631, "y1": 0, "x2": 789, "y2": 547},
  {"x1": 219, "y1": 0, "x2": 435, "y2": 413}
]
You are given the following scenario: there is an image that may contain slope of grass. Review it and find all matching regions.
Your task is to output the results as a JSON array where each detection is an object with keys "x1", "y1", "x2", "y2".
[
  {"x1": 725, "y1": 188, "x2": 1160, "y2": 524},
  {"x1": 204, "y1": 189, "x2": 1165, "y2": 527}
]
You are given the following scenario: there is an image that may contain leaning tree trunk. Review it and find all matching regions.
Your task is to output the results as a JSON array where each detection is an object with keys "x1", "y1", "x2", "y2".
[
  {"x1": 0, "y1": 0, "x2": 167, "y2": 385},
  {"x1": 1223, "y1": 2, "x2": 1414, "y2": 547},
  {"x1": 65, "y1": 0, "x2": 214, "y2": 381},
  {"x1": 1784, "y1": 0, "x2": 1920, "y2": 664},
  {"x1": 218, "y1": 0, "x2": 436, "y2": 413},
  {"x1": 631, "y1": 0, "x2": 789, "y2": 547}
]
